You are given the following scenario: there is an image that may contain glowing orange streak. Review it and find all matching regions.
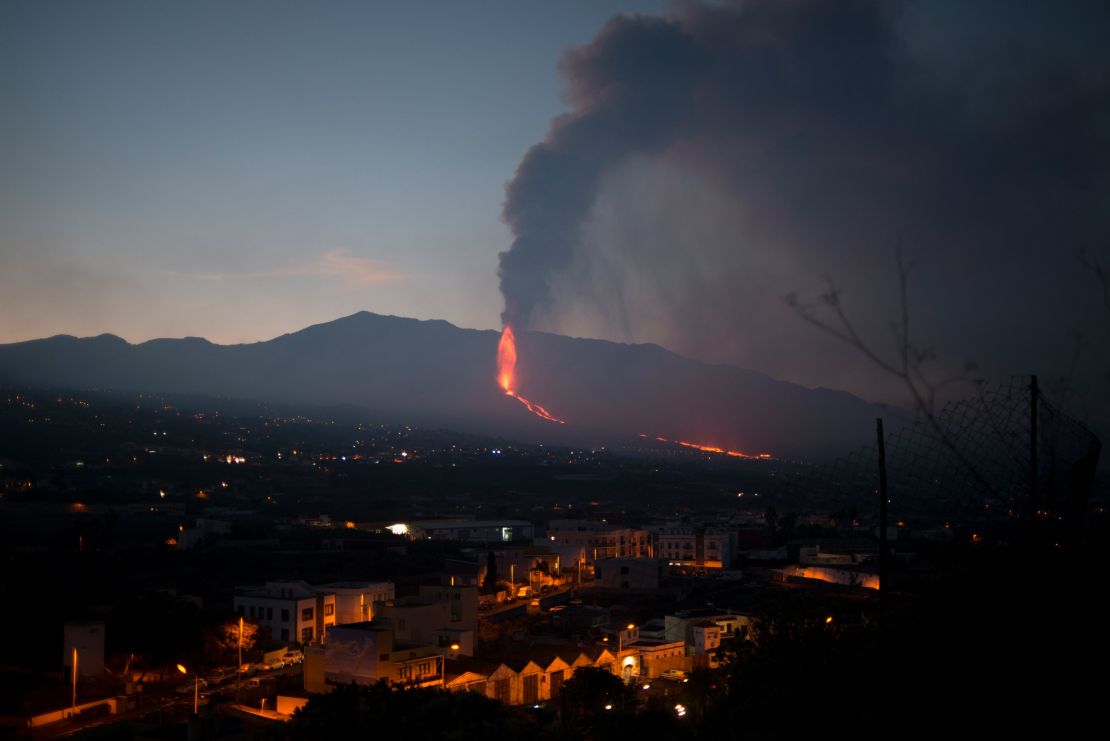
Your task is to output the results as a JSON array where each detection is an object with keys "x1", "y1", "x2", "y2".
[
  {"x1": 497, "y1": 326, "x2": 566, "y2": 424},
  {"x1": 654, "y1": 434, "x2": 771, "y2": 460},
  {"x1": 508, "y1": 391, "x2": 566, "y2": 424}
]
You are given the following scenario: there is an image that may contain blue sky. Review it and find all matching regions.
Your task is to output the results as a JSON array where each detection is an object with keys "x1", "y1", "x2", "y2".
[{"x1": 0, "y1": 0, "x2": 661, "y2": 344}]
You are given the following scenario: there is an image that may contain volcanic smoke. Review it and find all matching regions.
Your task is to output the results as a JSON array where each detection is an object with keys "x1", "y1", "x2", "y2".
[{"x1": 497, "y1": 326, "x2": 566, "y2": 424}]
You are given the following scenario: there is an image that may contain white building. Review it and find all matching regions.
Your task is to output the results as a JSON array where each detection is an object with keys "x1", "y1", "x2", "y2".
[
  {"x1": 319, "y1": 581, "x2": 395, "y2": 625},
  {"x1": 691, "y1": 621, "x2": 722, "y2": 655},
  {"x1": 653, "y1": 525, "x2": 732, "y2": 569},
  {"x1": 665, "y1": 608, "x2": 751, "y2": 652},
  {"x1": 545, "y1": 520, "x2": 652, "y2": 561},
  {"x1": 314, "y1": 622, "x2": 444, "y2": 689},
  {"x1": 234, "y1": 580, "x2": 396, "y2": 644}
]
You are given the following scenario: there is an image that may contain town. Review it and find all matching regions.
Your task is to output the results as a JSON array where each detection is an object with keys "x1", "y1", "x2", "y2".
[{"x1": 2, "y1": 384, "x2": 1101, "y2": 739}]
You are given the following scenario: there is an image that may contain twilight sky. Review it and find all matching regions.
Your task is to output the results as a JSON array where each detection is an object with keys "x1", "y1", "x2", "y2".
[
  {"x1": 0, "y1": 0, "x2": 662, "y2": 342},
  {"x1": 2, "y1": 0, "x2": 1109, "y2": 407}
]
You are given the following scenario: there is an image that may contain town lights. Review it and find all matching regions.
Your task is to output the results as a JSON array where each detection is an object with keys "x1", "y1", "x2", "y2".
[
  {"x1": 604, "y1": 704, "x2": 613, "y2": 711},
  {"x1": 675, "y1": 703, "x2": 687, "y2": 717}
]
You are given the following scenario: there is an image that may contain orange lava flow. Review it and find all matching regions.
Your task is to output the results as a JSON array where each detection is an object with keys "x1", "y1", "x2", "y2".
[
  {"x1": 649, "y1": 434, "x2": 772, "y2": 460},
  {"x1": 497, "y1": 326, "x2": 566, "y2": 425}
]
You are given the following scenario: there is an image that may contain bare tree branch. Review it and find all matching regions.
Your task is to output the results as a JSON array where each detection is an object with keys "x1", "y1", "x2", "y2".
[{"x1": 785, "y1": 249, "x2": 991, "y2": 494}]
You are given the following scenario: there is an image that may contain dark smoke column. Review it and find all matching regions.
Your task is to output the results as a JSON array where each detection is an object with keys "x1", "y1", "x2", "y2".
[{"x1": 497, "y1": 12, "x2": 705, "y2": 329}]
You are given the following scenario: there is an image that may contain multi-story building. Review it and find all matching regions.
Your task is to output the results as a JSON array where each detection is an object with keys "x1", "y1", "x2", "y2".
[
  {"x1": 319, "y1": 581, "x2": 395, "y2": 625},
  {"x1": 233, "y1": 580, "x2": 395, "y2": 644},
  {"x1": 311, "y1": 622, "x2": 444, "y2": 690},
  {"x1": 664, "y1": 608, "x2": 751, "y2": 651},
  {"x1": 397, "y1": 519, "x2": 534, "y2": 543},
  {"x1": 652, "y1": 525, "x2": 732, "y2": 569},
  {"x1": 546, "y1": 520, "x2": 653, "y2": 562},
  {"x1": 372, "y1": 583, "x2": 478, "y2": 655}
]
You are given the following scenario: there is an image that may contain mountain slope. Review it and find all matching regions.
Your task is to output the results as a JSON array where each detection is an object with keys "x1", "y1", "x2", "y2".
[{"x1": 0, "y1": 312, "x2": 886, "y2": 458}]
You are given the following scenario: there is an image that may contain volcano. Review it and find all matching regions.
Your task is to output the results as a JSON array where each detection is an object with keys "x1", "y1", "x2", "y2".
[{"x1": 0, "y1": 311, "x2": 888, "y2": 459}]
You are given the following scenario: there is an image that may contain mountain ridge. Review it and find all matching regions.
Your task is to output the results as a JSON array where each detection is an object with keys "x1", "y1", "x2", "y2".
[{"x1": 0, "y1": 311, "x2": 887, "y2": 458}]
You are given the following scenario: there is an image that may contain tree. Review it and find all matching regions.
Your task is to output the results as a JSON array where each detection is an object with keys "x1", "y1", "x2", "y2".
[
  {"x1": 560, "y1": 667, "x2": 633, "y2": 720},
  {"x1": 481, "y1": 551, "x2": 500, "y2": 595},
  {"x1": 204, "y1": 619, "x2": 258, "y2": 665}
]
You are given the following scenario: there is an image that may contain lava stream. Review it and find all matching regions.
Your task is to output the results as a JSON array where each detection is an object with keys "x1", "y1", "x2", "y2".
[
  {"x1": 497, "y1": 326, "x2": 566, "y2": 425},
  {"x1": 643, "y1": 433, "x2": 771, "y2": 460}
]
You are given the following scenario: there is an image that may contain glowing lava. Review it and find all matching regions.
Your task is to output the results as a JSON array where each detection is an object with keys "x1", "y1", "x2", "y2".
[
  {"x1": 497, "y1": 326, "x2": 566, "y2": 424},
  {"x1": 645, "y1": 433, "x2": 772, "y2": 460}
]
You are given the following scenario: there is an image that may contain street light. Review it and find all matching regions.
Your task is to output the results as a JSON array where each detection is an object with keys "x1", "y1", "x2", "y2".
[
  {"x1": 238, "y1": 617, "x2": 244, "y2": 691},
  {"x1": 176, "y1": 663, "x2": 198, "y2": 715},
  {"x1": 71, "y1": 648, "x2": 78, "y2": 716},
  {"x1": 619, "y1": 623, "x2": 635, "y2": 659}
]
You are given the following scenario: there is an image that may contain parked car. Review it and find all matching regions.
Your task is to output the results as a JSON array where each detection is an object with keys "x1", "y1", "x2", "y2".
[
  {"x1": 206, "y1": 666, "x2": 237, "y2": 685},
  {"x1": 238, "y1": 663, "x2": 259, "y2": 677},
  {"x1": 245, "y1": 678, "x2": 261, "y2": 688},
  {"x1": 261, "y1": 658, "x2": 286, "y2": 671},
  {"x1": 175, "y1": 678, "x2": 208, "y2": 694},
  {"x1": 281, "y1": 650, "x2": 304, "y2": 665},
  {"x1": 659, "y1": 669, "x2": 688, "y2": 682}
]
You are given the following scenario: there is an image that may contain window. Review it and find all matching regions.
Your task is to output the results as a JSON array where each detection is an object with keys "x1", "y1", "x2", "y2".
[
  {"x1": 620, "y1": 566, "x2": 629, "y2": 575},
  {"x1": 236, "y1": 605, "x2": 244, "y2": 615},
  {"x1": 249, "y1": 606, "x2": 256, "y2": 618},
  {"x1": 302, "y1": 607, "x2": 313, "y2": 622},
  {"x1": 324, "y1": 604, "x2": 334, "y2": 617},
  {"x1": 494, "y1": 678, "x2": 510, "y2": 703},
  {"x1": 266, "y1": 608, "x2": 273, "y2": 620},
  {"x1": 300, "y1": 627, "x2": 313, "y2": 642},
  {"x1": 281, "y1": 609, "x2": 290, "y2": 622},
  {"x1": 281, "y1": 628, "x2": 289, "y2": 641}
]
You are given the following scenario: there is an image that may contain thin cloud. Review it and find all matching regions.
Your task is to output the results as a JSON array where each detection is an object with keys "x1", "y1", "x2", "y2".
[{"x1": 167, "y1": 249, "x2": 405, "y2": 286}]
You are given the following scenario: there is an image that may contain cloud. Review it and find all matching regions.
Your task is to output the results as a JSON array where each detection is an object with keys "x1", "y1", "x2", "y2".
[
  {"x1": 496, "y1": 0, "x2": 1110, "y2": 404},
  {"x1": 170, "y1": 249, "x2": 405, "y2": 286}
]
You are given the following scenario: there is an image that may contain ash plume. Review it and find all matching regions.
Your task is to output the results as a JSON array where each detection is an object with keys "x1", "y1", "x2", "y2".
[{"x1": 497, "y1": 0, "x2": 1110, "y2": 405}]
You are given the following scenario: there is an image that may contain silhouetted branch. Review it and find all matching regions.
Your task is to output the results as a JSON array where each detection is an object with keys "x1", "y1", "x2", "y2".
[{"x1": 785, "y1": 248, "x2": 992, "y2": 494}]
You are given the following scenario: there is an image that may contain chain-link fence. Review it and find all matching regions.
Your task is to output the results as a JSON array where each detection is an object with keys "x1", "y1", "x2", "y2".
[{"x1": 774, "y1": 376, "x2": 1102, "y2": 531}]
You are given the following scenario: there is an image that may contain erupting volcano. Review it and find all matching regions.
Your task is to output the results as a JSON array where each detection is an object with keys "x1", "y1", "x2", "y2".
[{"x1": 496, "y1": 326, "x2": 566, "y2": 424}]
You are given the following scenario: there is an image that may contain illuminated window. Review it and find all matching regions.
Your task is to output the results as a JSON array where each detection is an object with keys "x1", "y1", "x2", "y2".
[
  {"x1": 301, "y1": 608, "x2": 313, "y2": 622},
  {"x1": 324, "y1": 604, "x2": 334, "y2": 617}
]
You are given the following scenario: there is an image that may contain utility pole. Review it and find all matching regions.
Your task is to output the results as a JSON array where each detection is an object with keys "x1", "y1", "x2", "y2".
[
  {"x1": 238, "y1": 616, "x2": 244, "y2": 692},
  {"x1": 71, "y1": 647, "x2": 78, "y2": 716},
  {"x1": 876, "y1": 418, "x2": 889, "y2": 600},
  {"x1": 1030, "y1": 375, "x2": 1039, "y2": 518}
]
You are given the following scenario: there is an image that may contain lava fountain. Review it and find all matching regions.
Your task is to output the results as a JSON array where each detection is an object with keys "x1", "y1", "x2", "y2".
[{"x1": 497, "y1": 326, "x2": 566, "y2": 424}]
